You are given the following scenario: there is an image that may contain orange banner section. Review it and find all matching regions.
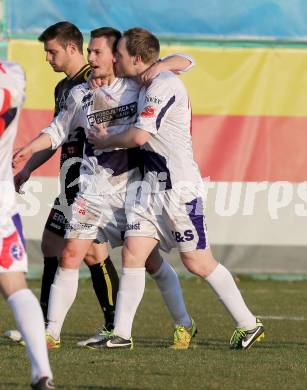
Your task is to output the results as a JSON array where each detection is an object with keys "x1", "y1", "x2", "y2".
[{"x1": 16, "y1": 109, "x2": 307, "y2": 181}]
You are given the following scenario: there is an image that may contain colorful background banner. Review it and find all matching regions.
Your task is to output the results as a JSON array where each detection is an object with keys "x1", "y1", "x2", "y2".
[
  {"x1": 5, "y1": 0, "x2": 307, "y2": 40},
  {"x1": 1, "y1": 0, "x2": 307, "y2": 275}
]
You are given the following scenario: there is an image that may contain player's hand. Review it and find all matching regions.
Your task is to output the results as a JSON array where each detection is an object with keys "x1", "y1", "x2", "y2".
[
  {"x1": 14, "y1": 166, "x2": 31, "y2": 194},
  {"x1": 12, "y1": 146, "x2": 33, "y2": 169},
  {"x1": 88, "y1": 125, "x2": 108, "y2": 149},
  {"x1": 87, "y1": 75, "x2": 108, "y2": 90},
  {"x1": 140, "y1": 62, "x2": 162, "y2": 85}
]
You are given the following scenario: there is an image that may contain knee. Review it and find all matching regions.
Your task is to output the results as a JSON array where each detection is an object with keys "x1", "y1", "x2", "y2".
[
  {"x1": 61, "y1": 246, "x2": 80, "y2": 269},
  {"x1": 180, "y1": 250, "x2": 218, "y2": 278}
]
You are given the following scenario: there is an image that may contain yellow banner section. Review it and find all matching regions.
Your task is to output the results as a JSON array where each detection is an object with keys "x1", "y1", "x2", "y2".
[{"x1": 8, "y1": 39, "x2": 307, "y2": 116}]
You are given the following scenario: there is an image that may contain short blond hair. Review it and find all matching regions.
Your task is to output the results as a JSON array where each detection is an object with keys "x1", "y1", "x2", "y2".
[{"x1": 123, "y1": 28, "x2": 160, "y2": 65}]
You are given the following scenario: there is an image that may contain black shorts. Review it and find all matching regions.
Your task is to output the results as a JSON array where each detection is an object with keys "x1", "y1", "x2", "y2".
[
  {"x1": 44, "y1": 197, "x2": 73, "y2": 237},
  {"x1": 45, "y1": 197, "x2": 101, "y2": 244}
]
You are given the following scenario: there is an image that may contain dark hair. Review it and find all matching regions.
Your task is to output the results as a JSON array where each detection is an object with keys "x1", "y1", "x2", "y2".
[
  {"x1": 90, "y1": 27, "x2": 122, "y2": 53},
  {"x1": 38, "y1": 21, "x2": 83, "y2": 53},
  {"x1": 123, "y1": 28, "x2": 160, "y2": 64}
]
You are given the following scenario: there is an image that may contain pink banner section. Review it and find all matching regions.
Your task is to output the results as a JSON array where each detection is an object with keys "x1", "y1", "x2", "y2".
[
  {"x1": 14, "y1": 109, "x2": 60, "y2": 176},
  {"x1": 192, "y1": 115, "x2": 307, "y2": 182},
  {"x1": 15, "y1": 109, "x2": 307, "y2": 182}
]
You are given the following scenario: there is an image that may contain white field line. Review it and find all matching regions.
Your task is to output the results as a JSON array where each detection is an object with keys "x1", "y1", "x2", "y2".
[{"x1": 259, "y1": 315, "x2": 307, "y2": 321}]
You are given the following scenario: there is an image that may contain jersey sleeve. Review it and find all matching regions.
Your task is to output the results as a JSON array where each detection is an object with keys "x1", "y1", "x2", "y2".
[
  {"x1": 0, "y1": 61, "x2": 25, "y2": 137},
  {"x1": 41, "y1": 90, "x2": 80, "y2": 149},
  {"x1": 0, "y1": 61, "x2": 25, "y2": 108},
  {"x1": 160, "y1": 53, "x2": 195, "y2": 73},
  {"x1": 135, "y1": 74, "x2": 176, "y2": 136}
]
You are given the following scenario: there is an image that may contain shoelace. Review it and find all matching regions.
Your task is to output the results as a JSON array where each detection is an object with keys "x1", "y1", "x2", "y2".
[
  {"x1": 231, "y1": 328, "x2": 247, "y2": 346},
  {"x1": 97, "y1": 327, "x2": 112, "y2": 337},
  {"x1": 174, "y1": 326, "x2": 189, "y2": 342}
]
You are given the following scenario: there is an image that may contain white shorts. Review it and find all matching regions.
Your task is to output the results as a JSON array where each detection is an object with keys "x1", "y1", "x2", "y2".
[
  {"x1": 66, "y1": 192, "x2": 127, "y2": 248},
  {"x1": 125, "y1": 187, "x2": 209, "y2": 253},
  {"x1": 0, "y1": 214, "x2": 28, "y2": 273}
]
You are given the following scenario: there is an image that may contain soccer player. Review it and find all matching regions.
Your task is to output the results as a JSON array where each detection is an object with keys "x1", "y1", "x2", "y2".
[
  {"x1": 87, "y1": 28, "x2": 265, "y2": 350},
  {"x1": 8, "y1": 21, "x2": 119, "y2": 346},
  {"x1": 13, "y1": 27, "x2": 197, "y2": 350},
  {"x1": 0, "y1": 60, "x2": 54, "y2": 389}
]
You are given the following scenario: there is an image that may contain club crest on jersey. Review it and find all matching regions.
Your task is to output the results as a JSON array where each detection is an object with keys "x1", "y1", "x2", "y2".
[
  {"x1": 81, "y1": 92, "x2": 93, "y2": 110},
  {"x1": 0, "y1": 231, "x2": 24, "y2": 269},
  {"x1": 140, "y1": 105, "x2": 156, "y2": 118},
  {"x1": 10, "y1": 242, "x2": 24, "y2": 261}
]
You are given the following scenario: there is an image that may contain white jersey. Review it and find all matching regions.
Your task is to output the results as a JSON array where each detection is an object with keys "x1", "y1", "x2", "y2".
[
  {"x1": 42, "y1": 77, "x2": 142, "y2": 198},
  {"x1": 134, "y1": 71, "x2": 203, "y2": 193},
  {"x1": 0, "y1": 61, "x2": 25, "y2": 237},
  {"x1": 0, "y1": 60, "x2": 27, "y2": 272}
]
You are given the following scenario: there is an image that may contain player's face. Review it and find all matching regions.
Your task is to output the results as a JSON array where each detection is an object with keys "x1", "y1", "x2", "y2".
[
  {"x1": 115, "y1": 37, "x2": 136, "y2": 77},
  {"x1": 87, "y1": 37, "x2": 116, "y2": 79},
  {"x1": 44, "y1": 39, "x2": 71, "y2": 73}
]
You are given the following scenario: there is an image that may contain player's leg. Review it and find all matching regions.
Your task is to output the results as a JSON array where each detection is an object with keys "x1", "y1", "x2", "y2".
[
  {"x1": 40, "y1": 217, "x2": 65, "y2": 321},
  {"x1": 180, "y1": 247, "x2": 264, "y2": 349},
  {"x1": 46, "y1": 238, "x2": 93, "y2": 347},
  {"x1": 146, "y1": 248, "x2": 197, "y2": 349},
  {"x1": 87, "y1": 236, "x2": 156, "y2": 349},
  {"x1": 0, "y1": 272, "x2": 54, "y2": 387},
  {"x1": 84, "y1": 241, "x2": 119, "y2": 331},
  {"x1": 77, "y1": 241, "x2": 120, "y2": 347},
  {"x1": 4, "y1": 209, "x2": 63, "y2": 344},
  {"x1": 168, "y1": 190, "x2": 264, "y2": 349}
]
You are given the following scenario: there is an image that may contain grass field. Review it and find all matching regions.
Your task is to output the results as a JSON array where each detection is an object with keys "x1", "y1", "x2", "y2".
[{"x1": 1, "y1": 277, "x2": 307, "y2": 389}]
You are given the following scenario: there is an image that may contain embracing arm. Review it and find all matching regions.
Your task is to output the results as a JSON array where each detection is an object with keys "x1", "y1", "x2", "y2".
[
  {"x1": 88, "y1": 126, "x2": 150, "y2": 149},
  {"x1": 140, "y1": 53, "x2": 194, "y2": 84}
]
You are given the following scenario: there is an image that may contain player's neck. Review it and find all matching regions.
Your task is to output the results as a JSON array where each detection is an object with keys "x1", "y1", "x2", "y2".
[
  {"x1": 65, "y1": 57, "x2": 87, "y2": 79},
  {"x1": 98, "y1": 74, "x2": 116, "y2": 86},
  {"x1": 135, "y1": 64, "x2": 151, "y2": 85}
]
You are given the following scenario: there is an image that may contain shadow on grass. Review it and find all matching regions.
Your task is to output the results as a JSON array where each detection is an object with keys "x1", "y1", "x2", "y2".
[{"x1": 0, "y1": 384, "x2": 27, "y2": 389}]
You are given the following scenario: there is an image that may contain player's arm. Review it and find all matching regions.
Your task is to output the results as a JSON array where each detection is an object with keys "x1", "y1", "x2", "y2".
[
  {"x1": 140, "y1": 53, "x2": 194, "y2": 84},
  {"x1": 13, "y1": 90, "x2": 79, "y2": 168},
  {"x1": 88, "y1": 126, "x2": 150, "y2": 149},
  {"x1": 13, "y1": 149, "x2": 56, "y2": 192},
  {"x1": 13, "y1": 133, "x2": 53, "y2": 168}
]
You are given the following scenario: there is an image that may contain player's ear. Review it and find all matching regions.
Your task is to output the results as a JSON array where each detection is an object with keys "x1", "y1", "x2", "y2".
[
  {"x1": 134, "y1": 55, "x2": 142, "y2": 65},
  {"x1": 68, "y1": 42, "x2": 77, "y2": 55}
]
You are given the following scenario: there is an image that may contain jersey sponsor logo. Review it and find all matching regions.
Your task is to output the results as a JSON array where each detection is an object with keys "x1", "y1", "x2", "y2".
[
  {"x1": 87, "y1": 102, "x2": 137, "y2": 126},
  {"x1": 0, "y1": 231, "x2": 24, "y2": 269},
  {"x1": 140, "y1": 105, "x2": 156, "y2": 118},
  {"x1": 145, "y1": 95, "x2": 162, "y2": 104},
  {"x1": 51, "y1": 211, "x2": 66, "y2": 224},
  {"x1": 126, "y1": 222, "x2": 140, "y2": 231},
  {"x1": 66, "y1": 222, "x2": 94, "y2": 231},
  {"x1": 172, "y1": 229, "x2": 194, "y2": 243}
]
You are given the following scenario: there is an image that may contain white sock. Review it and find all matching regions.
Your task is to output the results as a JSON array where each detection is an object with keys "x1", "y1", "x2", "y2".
[
  {"x1": 7, "y1": 289, "x2": 53, "y2": 383},
  {"x1": 46, "y1": 267, "x2": 79, "y2": 340},
  {"x1": 151, "y1": 259, "x2": 191, "y2": 327},
  {"x1": 206, "y1": 263, "x2": 256, "y2": 329},
  {"x1": 114, "y1": 267, "x2": 145, "y2": 340}
]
